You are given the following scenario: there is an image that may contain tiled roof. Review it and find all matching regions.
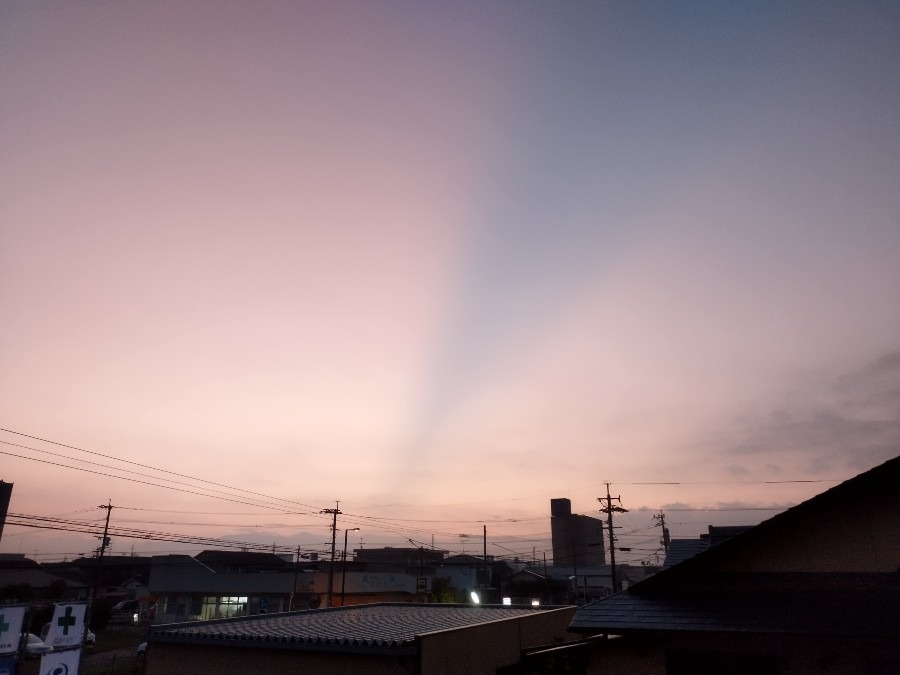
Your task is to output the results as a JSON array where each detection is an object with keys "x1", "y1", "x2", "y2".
[
  {"x1": 194, "y1": 550, "x2": 289, "y2": 568},
  {"x1": 150, "y1": 603, "x2": 558, "y2": 654},
  {"x1": 661, "y1": 539, "x2": 707, "y2": 569},
  {"x1": 569, "y1": 576, "x2": 900, "y2": 638},
  {"x1": 662, "y1": 527, "x2": 751, "y2": 569}
]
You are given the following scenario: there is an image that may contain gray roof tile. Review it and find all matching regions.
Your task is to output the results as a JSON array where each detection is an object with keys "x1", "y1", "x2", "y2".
[{"x1": 151, "y1": 603, "x2": 558, "y2": 652}]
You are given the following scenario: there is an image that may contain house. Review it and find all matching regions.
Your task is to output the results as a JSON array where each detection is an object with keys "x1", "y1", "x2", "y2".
[
  {"x1": 148, "y1": 552, "x2": 323, "y2": 622},
  {"x1": 556, "y1": 455, "x2": 900, "y2": 674},
  {"x1": 433, "y1": 554, "x2": 487, "y2": 602},
  {"x1": 143, "y1": 602, "x2": 577, "y2": 675},
  {"x1": 42, "y1": 554, "x2": 152, "y2": 606},
  {"x1": 337, "y1": 568, "x2": 426, "y2": 606},
  {"x1": 352, "y1": 546, "x2": 449, "y2": 574},
  {"x1": 508, "y1": 565, "x2": 613, "y2": 606},
  {"x1": 193, "y1": 550, "x2": 291, "y2": 573},
  {"x1": 150, "y1": 548, "x2": 515, "y2": 619},
  {"x1": 338, "y1": 546, "x2": 452, "y2": 605},
  {"x1": 0, "y1": 554, "x2": 88, "y2": 601}
]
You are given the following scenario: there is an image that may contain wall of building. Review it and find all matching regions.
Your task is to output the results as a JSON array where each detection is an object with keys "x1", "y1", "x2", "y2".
[
  {"x1": 145, "y1": 643, "x2": 417, "y2": 675},
  {"x1": 154, "y1": 592, "x2": 293, "y2": 623},
  {"x1": 149, "y1": 555, "x2": 326, "y2": 621},
  {"x1": 434, "y1": 564, "x2": 478, "y2": 600},
  {"x1": 419, "y1": 607, "x2": 576, "y2": 675},
  {"x1": 583, "y1": 633, "x2": 900, "y2": 675}
]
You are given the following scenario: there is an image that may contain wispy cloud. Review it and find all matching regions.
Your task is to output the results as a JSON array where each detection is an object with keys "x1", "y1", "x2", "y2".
[{"x1": 714, "y1": 350, "x2": 900, "y2": 474}]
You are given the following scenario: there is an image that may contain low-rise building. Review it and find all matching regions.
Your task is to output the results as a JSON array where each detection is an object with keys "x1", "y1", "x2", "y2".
[
  {"x1": 149, "y1": 552, "x2": 320, "y2": 621},
  {"x1": 144, "y1": 602, "x2": 577, "y2": 675}
]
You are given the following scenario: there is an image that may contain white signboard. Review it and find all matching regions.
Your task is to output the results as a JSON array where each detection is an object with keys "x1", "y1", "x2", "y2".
[
  {"x1": 44, "y1": 603, "x2": 87, "y2": 650},
  {"x1": 39, "y1": 646, "x2": 81, "y2": 675},
  {"x1": 0, "y1": 605, "x2": 26, "y2": 654}
]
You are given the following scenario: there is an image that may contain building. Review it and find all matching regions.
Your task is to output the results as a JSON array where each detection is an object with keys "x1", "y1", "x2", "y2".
[
  {"x1": 43, "y1": 554, "x2": 153, "y2": 606},
  {"x1": 149, "y1": 548, "x2": 465, "y2": 618},
  {"x1": 662, "y1": 525, "x2": 753, "y2": 569},
  {"x1": 352, "y1": 547, "x2": 449, "y2": 574},
  {"x1": 143, "y1": 602, "x2": 577, "y2": 675},
  {"x1": 149, "y1": 552, "x2": 318, "y2": 621},
  {"x1": 551, "y1": 498, "x2": 606, "y2": 567},
  {"x1": 508, "y1": 565, "x2": 613, "y2": 605},
  {"x1": 194, "y1": 550, "x2": 291, "y2": 573},
  {"x1": 557, "y1": 455, "x2": 900, "y2": 674},
  {"x1": 0, "y1": 554, "x2": 88, "y2": 601}
]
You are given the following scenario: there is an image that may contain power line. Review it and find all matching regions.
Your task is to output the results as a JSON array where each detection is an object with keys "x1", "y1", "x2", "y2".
[
  {"x1": 2, "y1": 428, "x2": 821, "y2": 559},
  {"x1": 0, "y1": 448, "x2": 314, "y2": 511},
  {"x1": 4, "y1": 512, "x2": 322, "y2": 556},
  {"x1": 627, "y1": 479, "x2": 839, "y2": 485},
  {"x1": 661, "y1": 507, "x2": 790, "y2": 512},
  {"x1": 0, "y1": 427, "x2": 323, "y2": 511},
  {"x1": 0, "y1": 440, "x2": 322, "y2": 511}
]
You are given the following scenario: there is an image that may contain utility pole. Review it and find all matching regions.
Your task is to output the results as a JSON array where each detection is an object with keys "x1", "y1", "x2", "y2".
[
  {"x1": 653, "y1": 510, "x2": 670, "y2": 554},
  {"x1": 290, "y1": 545, "x2": 302, "y2": 611},
  {"x1": 91, "y1": 501, "x2": 114, "y2": 603},
  {"x1": 543, "y1": 551, "x2": 548, "y2": 603},
  {"x1": 571, "y1": 542, "x2": 578, "y2": 604},
  {"x1": 598, "y1": 484, "x2": 627, "y2": 593},
  {"x1": 482, "y1": 524, "x2": 487, "y2": 598},
  {"x1": 320, "y1": 502, "x2": 341, "y2": 608},
  {"x1": 341, "y1": 527, "x2": 360, "y2": 606},
  {"x1": 408, "y1": 538, "x2": 426, "y2": 602}
]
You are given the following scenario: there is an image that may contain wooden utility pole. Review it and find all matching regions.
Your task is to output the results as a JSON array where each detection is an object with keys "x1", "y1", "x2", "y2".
[
  {"x1": 320, "y1": 502, "x2": 341, "y2": 607},
  {"x1": 290, "y1": 545, "x2": 302, "y2": 610},
  {"x1": 598, "y1": 484, "x2": 627, "y2": 593},
  {"x1": 653, "y1": 510, "x2": 670, "y2": 553},
  {"x1": 91, "y1": 501, "x2": 114, "y2": 603},
  {"x1": 482, "y1": 525, "x2": 487, "y2": 596}
]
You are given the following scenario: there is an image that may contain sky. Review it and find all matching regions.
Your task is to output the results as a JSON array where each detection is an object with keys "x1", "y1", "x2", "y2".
[{"x1": 1, "y1": 1, "x2": 898, "y2": 565}]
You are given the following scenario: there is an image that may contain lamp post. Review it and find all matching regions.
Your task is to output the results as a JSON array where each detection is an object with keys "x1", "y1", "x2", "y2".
[{"x1": 340, "y1": 528, "x2": 360, "y2": 607}]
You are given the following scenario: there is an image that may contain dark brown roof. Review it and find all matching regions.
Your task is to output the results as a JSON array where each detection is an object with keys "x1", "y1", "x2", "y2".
[
  {"x1": 570, "y1": 573, "x2": 900, "y2": 638},
  {"x1": 661, "y1": 539, "x2": 707, "y2": 569},
  {"x1": 194, "y1": 550, "x2": 289, "y2": 571}
]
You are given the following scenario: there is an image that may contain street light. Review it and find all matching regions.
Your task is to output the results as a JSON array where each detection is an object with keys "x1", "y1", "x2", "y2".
[{"x1": 340, "y1": 528, "x2": 360, "y2": 607}]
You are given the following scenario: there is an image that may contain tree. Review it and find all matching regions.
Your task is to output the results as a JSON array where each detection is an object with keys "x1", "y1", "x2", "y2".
[{"x1": 430, "y1": 577, "x2": 457, "y2": 603}]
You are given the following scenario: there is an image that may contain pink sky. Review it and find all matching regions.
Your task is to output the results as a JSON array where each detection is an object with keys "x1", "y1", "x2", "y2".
[{"x1": 2, "y1": 1, "x2": 898, "y2": 563}]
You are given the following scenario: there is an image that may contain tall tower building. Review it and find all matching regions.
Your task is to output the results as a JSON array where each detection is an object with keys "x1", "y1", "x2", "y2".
[{"x1": 550, "y1": 498, "x2": 606, "y2": 566}]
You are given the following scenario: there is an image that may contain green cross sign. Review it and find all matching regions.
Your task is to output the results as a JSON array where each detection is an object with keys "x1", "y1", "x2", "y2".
[
  {"x1": 57, "y1": 606, "x2": 77, "y2": 635},
  {"x1": 0, "y1": 614, "x2": 9, "y2": 634}
]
